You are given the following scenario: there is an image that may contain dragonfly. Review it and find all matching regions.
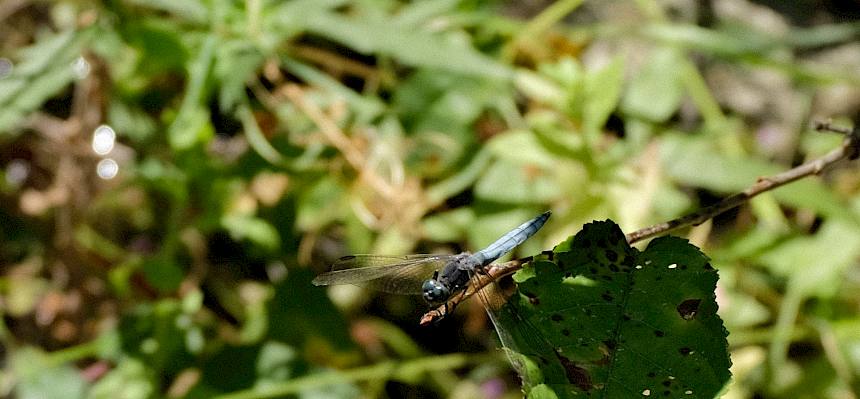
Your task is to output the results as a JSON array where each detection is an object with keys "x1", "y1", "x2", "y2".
[{"x1": 312, "y1": 211, "x2": 551, "y2": 320}]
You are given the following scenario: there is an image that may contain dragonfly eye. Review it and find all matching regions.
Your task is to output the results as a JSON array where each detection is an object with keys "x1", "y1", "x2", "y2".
[{"x1": 422, "y1": 279, "x2": 449, "y2": 303}]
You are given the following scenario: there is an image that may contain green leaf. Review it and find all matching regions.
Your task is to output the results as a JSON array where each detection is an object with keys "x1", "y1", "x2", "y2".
[
  {"x1": 221, "y1": 215, "x2": 282, "y2": 252},
  {"x1": 660, "y1": 133, "x2": 856, "y2": 222},
  {"x1": 583, "y1": 56, "x2": 625, "y2": 135},
  {"x1": 141, "y1": 257, "x2": 184, "y2": 293},
  {"x1": 167, "y1": 35, "x2": 216, "y2": 150},
  {"x1": 296, "y1": 177, "x2": 346, "y2": 231},
  {"x1": 474, "y1": 159, "x2": 559, "y2": 204},
  {"x1": 755, "y1": 220, "x2": 860, "y2": 298},
  {"x1": 497, "y1": 220, "x2": 731, "y2": 398},
  {"x1": 486, "y1": 130, "x2": 558, "y2": 169},
  {"x1": 214, "y1": 39, "x2": 264, "y2": 111},
  {"x1": 86, "y1": 358, "x2": 155, "y2": 399},
  {"x1": 123, "y1": 0, "x2": 208, "y2": 23},
  {"x1": 12, "y1": 347, "x2": 87, "y2": 399},
  {"x1": 621, "y1": 48, "x2": 685, "y2": 122},
  {"x1": 422, "y1": 208, "x2": 474, "y2": 243},
  {"x1": 0, "y1": 30, "x2": 86, "y2": 133},
  {"x1": 304, "y1": 12, "x2": 512, "y2": 79}
]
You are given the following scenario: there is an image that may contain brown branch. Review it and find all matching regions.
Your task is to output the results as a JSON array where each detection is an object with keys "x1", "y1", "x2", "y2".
[
  {"x1": 280, "y1": 84, "x2": 399, "y2": 200},
  {"x1": 420, "y1": 257, "x2": 532, "y2": 325},
  {"x1": 626, "y1": 121, "x2": 858, "y2": 243},
  {"x1": 420, "y1": 122, "x2": 858, "y2": 325}
]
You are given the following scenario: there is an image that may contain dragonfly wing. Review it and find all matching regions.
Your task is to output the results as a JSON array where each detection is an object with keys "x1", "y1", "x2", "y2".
[
  {"x1": 313, "y1": 255, "x2": 454, "y2": 295},
  {"x1": 468, "y1": 267, "x2": 553, "y2": 389}
]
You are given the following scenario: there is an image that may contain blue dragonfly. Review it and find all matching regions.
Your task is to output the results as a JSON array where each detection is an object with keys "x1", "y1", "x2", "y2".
[{"x1": 312, "y1": 211, "x2": 551, "y2": 320}]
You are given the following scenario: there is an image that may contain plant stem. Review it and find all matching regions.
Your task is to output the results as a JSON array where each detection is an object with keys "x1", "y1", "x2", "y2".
[{"x1": 626, "y1": 122, "x2": 858, "y2": 244}]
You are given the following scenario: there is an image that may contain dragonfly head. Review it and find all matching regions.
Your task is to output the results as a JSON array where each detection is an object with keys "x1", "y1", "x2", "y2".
[{"x1": 422, "y1": 270, "x2": 450, "y2": 303}]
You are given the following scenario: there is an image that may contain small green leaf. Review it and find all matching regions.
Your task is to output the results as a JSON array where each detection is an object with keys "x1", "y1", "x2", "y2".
[
  {"x1": 498, "y1": 220, "x2": 731, "y2": 398},
  {"x1": 305, "y1": 12, "x2": 512, "y2": 79},
  {"x1": 621, "y1": 48, "x2": 684, "y2": 122},
  {"x1": 0, "y1": 30, "x2": 86, "y2": 133},
  {"x1": 214, "y1": 40, "x2": 264, "y2": 111},
  {"x1": 422, "y1": 208, "x2": 474, "y2": 243},
  {"x1": 486, "y1": 130, "x2": 557, "y2": 169},
  {"x1": 86, "y1": 358, "x2": 155, "y2": 399},
  {"x1": 221, "y1": 215, "x2": 281, "y2": 252},
  {"x1": 123, "y1": 0, "x2": 208, "y2": 23},
  {"x1": 583, "y1": 56, "x2": 625, "y2": 135},
  {"x1": 168, "y1": 35, "x2": 216, "y2": 150},
  {"x1": 296, "y1": 177, "x2": 346, "y2": 231},
  {"x1": 475, "y1": 160, "x2": 559, "y2": 204},
  {"x1": 12, "y1": 347, "x2": 87, "y2": 399},
  {"x1": 141, "y1": 258, "x2": 184, "y2": 293},
  {"x1": 755, "y1": 220, "x2": 860, "y2": 297}
]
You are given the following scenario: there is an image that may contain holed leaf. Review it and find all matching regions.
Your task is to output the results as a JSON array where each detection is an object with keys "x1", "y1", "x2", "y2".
[{"x1": 496, "y1": 220, "x2": 731, "y2": 398}]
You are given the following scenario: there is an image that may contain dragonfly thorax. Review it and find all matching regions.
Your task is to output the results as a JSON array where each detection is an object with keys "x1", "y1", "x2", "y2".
[{"x1": 421, "y1": 253, "x2": 479, "y2": 304}]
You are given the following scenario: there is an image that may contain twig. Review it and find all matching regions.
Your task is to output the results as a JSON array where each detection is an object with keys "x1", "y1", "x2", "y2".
[
  {"x1": 281, "y1": 84, "x2": 399, "y2": 200},
  {"x1": 420, "y1": 257, "x2": 532, "y2": 325},
  {"x1": 626, "y1": 121, "x2": 858, "y2": 243},
  {"x1": 420, "y1": 122, "x2": 858, "y2": 324}
]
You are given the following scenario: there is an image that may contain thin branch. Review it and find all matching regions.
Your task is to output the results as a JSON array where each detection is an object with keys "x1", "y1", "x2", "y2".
[
  {"x1": 421, "y1": 122, "x2": 859, "y2": 325},
  {"x1": 627, "y1": 122, "x2": 858, "y2": 243},
  {"x1": 281, "y1": 84, "x2": 399, "y2": 200}
]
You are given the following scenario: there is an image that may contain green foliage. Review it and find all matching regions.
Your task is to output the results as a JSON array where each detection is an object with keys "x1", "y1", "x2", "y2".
[
  {"x1": 498, "y1": 221, "x2": 730, "y2": 398},
  {"x1": 1, "y1": 1, "x2": 859, "y2": 398}
]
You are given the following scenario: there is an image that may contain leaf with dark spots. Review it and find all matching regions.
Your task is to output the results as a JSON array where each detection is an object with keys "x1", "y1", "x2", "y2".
[
  {"x1": 493, "y1": 220, "x2": 730, "y2": 399},
  {"x1": 605, "y1": 250, "x2": 618, "y2": 262}
]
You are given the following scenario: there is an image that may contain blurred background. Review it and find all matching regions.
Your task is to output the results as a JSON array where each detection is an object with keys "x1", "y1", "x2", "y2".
[{"x1": 1, "y1": 0, "x2": 859, "y2": 398}]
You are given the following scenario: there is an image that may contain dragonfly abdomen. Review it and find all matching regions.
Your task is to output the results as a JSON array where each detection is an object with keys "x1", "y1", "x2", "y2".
[{"x1": 473, "y1": 211, "x2": 551, "y2": 266}]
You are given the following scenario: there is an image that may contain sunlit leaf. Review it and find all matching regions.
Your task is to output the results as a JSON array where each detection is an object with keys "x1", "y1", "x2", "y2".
[{"x1": 498, "y1": 220, "x2": 731, "y2": 398}]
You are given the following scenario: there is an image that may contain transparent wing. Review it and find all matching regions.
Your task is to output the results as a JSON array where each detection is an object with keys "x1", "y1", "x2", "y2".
[
  {"x1": 312, "y1": 254, "x2": 454, "y2": 295},
  {"x1": 468, "y1": 266, "x2": 554, "y2": 389}
]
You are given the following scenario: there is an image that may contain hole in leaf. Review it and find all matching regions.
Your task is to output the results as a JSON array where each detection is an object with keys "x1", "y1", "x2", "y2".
[
  {"x1": 555, "y1": 353, "x2": 593, "y2": 391},
  {"x1": 677, "y1": 299, "x2": 701, "y2": 320}
]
